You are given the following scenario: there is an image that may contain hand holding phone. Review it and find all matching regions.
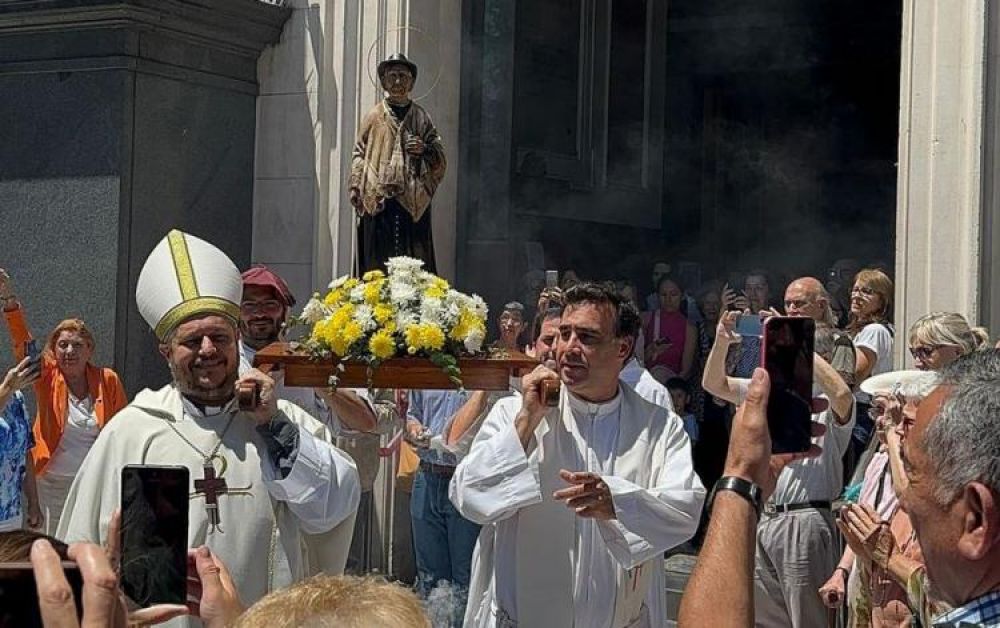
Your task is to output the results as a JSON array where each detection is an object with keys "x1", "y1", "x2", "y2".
[{"x1": 762, "y1": 317, "x2": 815, "y2": 453}]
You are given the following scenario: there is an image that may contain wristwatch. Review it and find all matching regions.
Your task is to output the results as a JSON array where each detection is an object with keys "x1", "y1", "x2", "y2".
[{"x1": 710, "y1": 476, "x2": 763, "y2": 518}]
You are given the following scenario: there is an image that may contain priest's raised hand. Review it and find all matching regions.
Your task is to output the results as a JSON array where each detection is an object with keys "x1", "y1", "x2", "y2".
[
  {"x1": 234, "y1": 367, "x2": 279, "y2": 425},
  {"x1": 513, "y1": 363, "x2": 560, "y2": 450}
]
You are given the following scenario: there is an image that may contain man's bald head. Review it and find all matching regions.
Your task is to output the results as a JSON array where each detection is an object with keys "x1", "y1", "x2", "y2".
[{"x1": 784, "y1": 277, "x2": 834, "y2": 324}]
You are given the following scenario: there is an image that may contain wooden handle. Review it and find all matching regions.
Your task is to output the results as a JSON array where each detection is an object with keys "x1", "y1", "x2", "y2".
[
  {"x1": 236, "y1": 381, "x2": 260, "y2": 412},
  {"x1": 541, "y1": 379, "x2": 561, "y2": 407}
]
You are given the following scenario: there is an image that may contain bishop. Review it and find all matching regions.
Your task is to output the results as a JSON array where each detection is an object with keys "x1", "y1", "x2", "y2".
[{"x1": 58, "y1": 229, "x2": 361, "y2": 627}]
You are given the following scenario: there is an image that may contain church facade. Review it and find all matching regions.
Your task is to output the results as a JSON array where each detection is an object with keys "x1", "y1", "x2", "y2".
[{"x1": 253, "y1": 0, "x2": 1000, "y2": 368}]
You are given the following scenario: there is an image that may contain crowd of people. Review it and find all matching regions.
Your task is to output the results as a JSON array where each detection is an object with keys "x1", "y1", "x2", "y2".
[{"x1": 2, "y1": 241, "x2": 999, "y2": 628}]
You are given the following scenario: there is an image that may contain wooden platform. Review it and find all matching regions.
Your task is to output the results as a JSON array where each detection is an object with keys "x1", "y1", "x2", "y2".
[{"x1": 252, "y1": 342, "x2": 538, "y2": 390}]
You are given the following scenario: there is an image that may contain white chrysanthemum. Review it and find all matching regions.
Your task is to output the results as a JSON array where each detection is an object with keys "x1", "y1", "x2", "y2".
[
  {"x1": 389, "y1": 280, "x2": 419, "y2": 303},
  {"x1": 328, "y1": 274, "x2": 350, "y2": 290},
  {"x1": 420, "y1": 298, "x2": 445, "y2": 327},
  {"x1": 353, "y1": 304, "x2": 376, "y2": 331},
  {"x1": 386, "y1": 256, "x2": 424, "y2": 276},
  {"x1": 300, "y1": 296, "x2": 330, "y2": 324},
  {"x1": 349, "y1": 283, "x2": 366, "y2": 303},
  {"x1": 395, "y1": 309, "x2": 418, "y2": 330},
  {"x1": 469, "y1": 294, "x2": 488, "y2": 319},
  {"x1": 464, "y1": 328, "x2": 486, "y2": 354}
]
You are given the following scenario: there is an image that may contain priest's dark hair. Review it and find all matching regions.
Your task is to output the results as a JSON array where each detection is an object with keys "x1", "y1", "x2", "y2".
[{"x1": 563, "y1": 282, "x2": 641, "y2": 341}]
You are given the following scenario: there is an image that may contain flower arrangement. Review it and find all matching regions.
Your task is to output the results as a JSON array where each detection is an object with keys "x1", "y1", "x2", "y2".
[{"x1": 295, "y1": 256, "x2": 488, "y2": 387}]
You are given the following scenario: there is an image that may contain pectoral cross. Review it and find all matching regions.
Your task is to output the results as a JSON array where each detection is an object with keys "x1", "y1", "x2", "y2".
[{"x1": 192, "y1": 456, "x2": 252, "y2": 533}]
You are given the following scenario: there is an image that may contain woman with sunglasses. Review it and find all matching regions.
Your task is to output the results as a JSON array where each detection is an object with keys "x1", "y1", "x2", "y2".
[{"x1": 907, "y1": 312, "x2": 989, "y2": 371}]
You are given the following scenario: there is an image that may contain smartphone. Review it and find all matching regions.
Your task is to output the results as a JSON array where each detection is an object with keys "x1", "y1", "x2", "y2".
[
  {"x1": 734, "y1": 314, "x2": 763, "y2": 337},
  {"x1": 761, "y1": 317, "x2": 815, "y2": 454},
  {"x1": 24, "y1": 339, "x2": 40, "y2": 361},
  {"x1": 545, "y1": 270, "x2": 559, "y2": 288},
  {"x1": 0, "y1": 561, "x2": 83, "y2": 627},
  {"x1": 120, "y1": 465, "x2": 189, "y2": 607}
]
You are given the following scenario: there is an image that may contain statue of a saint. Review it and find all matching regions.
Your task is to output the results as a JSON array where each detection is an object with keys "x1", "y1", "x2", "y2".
[{"x1": 349, "y1": 53, "x2": 447, "y2": 274}]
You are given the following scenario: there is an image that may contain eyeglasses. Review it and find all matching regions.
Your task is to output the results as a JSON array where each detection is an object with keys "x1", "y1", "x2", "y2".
[
  {"x1": 909, "y1": 345, "x2": 956, "y2": 361},
  {"x1": 783, "y1": 299, "x2": 810, "y2": 310},
  {"x1": 241, "y1": 300, "x2": 283, "y2": 315}
]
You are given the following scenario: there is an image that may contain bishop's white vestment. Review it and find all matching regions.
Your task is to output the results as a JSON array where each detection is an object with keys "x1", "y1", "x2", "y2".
[
  {"x1": 450, "y1": 383, "x2": 705, "y2": 628},
  {"x1": 58, "y1": 384, "x2": 361, "y2": 627}
]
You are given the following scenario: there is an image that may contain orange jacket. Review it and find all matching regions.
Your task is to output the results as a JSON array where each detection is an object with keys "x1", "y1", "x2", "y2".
[{"x1": 3, "y1": 305, "x2": 128, "y2": 475}]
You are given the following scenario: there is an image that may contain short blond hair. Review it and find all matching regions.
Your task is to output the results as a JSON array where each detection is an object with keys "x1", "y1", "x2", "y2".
[
  {"x1": 908, "y1": 311, "x2": 990, "y2": 356},
  {"x1": 232, "y1": 575, "x2": 430, "y2": 628}
]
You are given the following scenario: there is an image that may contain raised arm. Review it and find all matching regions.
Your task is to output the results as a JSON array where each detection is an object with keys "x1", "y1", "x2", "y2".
[
  {"x1": 701, "y1": 311, "x2": 743, "y2": 404},
  {"x1": 813, "y1": 354, "x2": 854, "y2": 423},
  {"x1": 0, "y1": 269, "x2": 34, "y2": 360}
]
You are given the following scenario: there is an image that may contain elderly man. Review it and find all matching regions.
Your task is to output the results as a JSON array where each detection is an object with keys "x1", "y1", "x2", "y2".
[
  {"x1": 892, "y1": 351, "x2": 1000, "y2": 626},
  {"x1": 452, "y1": 283, "x2": 705, "y2": 628},
  {"x1": 59, "y1": 230, "x2": 361, "y2": 626},
  {"x1": 349, "y1": 52, "x2": 447, "y2": 273},
  {"x1": 703, "y1": 311, "x2": 855, "y2": 628}
]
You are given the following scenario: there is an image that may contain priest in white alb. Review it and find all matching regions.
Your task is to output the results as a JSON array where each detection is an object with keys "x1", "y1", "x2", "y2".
[
  {"x1": 450, "y1": 283, "x2": 706, "y2": 628},
  {"x1": 58, "y1": 229, "x2": 361, "y2": 626}
]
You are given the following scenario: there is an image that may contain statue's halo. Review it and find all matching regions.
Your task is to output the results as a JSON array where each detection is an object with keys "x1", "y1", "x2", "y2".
[{"x1": 366, "y1": 26, "x2": 443, "y2": 101}]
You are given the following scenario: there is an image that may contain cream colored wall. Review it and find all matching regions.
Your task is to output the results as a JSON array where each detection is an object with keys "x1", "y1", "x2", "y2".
[{"x1": 894, "y1": 0, "x2": 988, "y2": 367}]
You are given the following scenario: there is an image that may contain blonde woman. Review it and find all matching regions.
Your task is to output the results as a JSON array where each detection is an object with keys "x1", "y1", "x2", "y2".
[{"x1": 907, "y1": 312, "x2": 989, "y2": 371}]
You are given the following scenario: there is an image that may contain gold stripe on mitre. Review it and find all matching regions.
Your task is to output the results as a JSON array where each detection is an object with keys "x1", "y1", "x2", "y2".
[
  {"x1": 155, "y1": 297, "x2": 241, "y2": 341},
  {"x1": 167, "y1": 230, "x2": 200, "y2": 300}
]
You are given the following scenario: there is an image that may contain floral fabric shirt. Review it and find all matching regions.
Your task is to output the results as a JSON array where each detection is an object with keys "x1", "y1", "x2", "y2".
[{"x1": 0, "y1": 391, "x2": 33, "y2": 525}]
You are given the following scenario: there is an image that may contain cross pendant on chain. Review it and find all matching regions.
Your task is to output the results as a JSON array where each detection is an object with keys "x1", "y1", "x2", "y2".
[{"x1": 192, "y1": 457, "x2": 252, "y2": 532}]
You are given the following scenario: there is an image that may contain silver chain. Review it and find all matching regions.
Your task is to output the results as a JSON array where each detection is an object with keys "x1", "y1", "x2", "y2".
[{"x1": 166, "y1": 414, "x2": 237, "y2": 464}]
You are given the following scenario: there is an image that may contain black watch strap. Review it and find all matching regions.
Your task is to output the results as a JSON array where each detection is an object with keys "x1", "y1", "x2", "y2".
[{"x1": 711, "y1": 476, "x2": 764, "y2": 518}]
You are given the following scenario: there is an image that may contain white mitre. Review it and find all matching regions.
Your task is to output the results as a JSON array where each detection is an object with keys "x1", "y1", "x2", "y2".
[{"x1": 136, "y1": 229, "x2": 243, "y2": 340}]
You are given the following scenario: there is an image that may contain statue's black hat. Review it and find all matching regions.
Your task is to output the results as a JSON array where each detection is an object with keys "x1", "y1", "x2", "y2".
[{"x1": 377, "y1": 53, "x2": 418, "y2": 81}]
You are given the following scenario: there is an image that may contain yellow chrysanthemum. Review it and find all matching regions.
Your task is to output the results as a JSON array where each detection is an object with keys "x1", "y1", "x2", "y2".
[
  {"x1": 331, "y1": 304, "x2": 355, "y2": 328},
  {"x1": 368, "y1": 330, "x2": 396, "y2": 360},
  {"x1": 363, "y1": 281, "x2": 384, "y2": 305},
  {"x1": 373, "y1": 304, "x2": 395, "y2": 325},
  {"x1": 425, "y1": 285, "x2": 447, "y2": 299},
  {"x1": 404, "y1": 324, "x2": 422, "y2": 351},
  {"x1": 341, "y1": 321, "x2": 364, "y2": 345},
  {"x1": 343, "y1": 278, "x2": 360, "y2": 291},
  {"x1": 421, "y1": 324, "x2": 446, "y2": 351},
  {"x1": 323, "y1": 289, "x2": 345, "y2": 307},
  {"x1": 310, "y1": 318, "x2": 336, "y2": 344},
  {"x1": 330, "y1": 335, "x2": 350, "y2": 357},
  {"x1": 449, "y1": 309, "x2": 484, "y2": 341},
  {"x1": 362, "y1": 270, "x2": 385, "y2": 282}
]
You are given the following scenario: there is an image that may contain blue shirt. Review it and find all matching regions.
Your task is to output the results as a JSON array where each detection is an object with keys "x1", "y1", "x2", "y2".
[
  {"x1": 933, "y1": 590, "x2": 1000, "y2": 627},
  {"x1": 0, "y1": 391, "x2": 34, "y2": 525},
  {"x1": 407, "y1": 389, "x2": 470, "y2": 467}
]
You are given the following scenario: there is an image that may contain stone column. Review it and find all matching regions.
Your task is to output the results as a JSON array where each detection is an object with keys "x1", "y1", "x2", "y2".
[
  {"x1": 894, "y1": 0, "x2": 988, "y2": 364},
  {"x1": 0, "y1": 0, "x2": 288, "y2": 394}
]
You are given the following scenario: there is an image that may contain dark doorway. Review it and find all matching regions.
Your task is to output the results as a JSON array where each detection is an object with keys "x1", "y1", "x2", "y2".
[{"x1": 459, "y1": 0, "x2": 902, "y2": 313}]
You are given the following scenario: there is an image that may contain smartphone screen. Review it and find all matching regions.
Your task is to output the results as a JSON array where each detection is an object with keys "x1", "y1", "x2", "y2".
[
  {"x1": 762, "y1": 317, "x2": 815, "y2": 454},
  {"x1": 734, "y1": 313, "x2": 763, "y2": 337},
  {"x1": 120, "y1": 465, "x2": 189, "y2": 607},
  {"x1": 0, "y1": 562, "x2": 82, "y2": 628},
  {"x1": 545, "y1": 270, "x2": 559, "y2": 288}
]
